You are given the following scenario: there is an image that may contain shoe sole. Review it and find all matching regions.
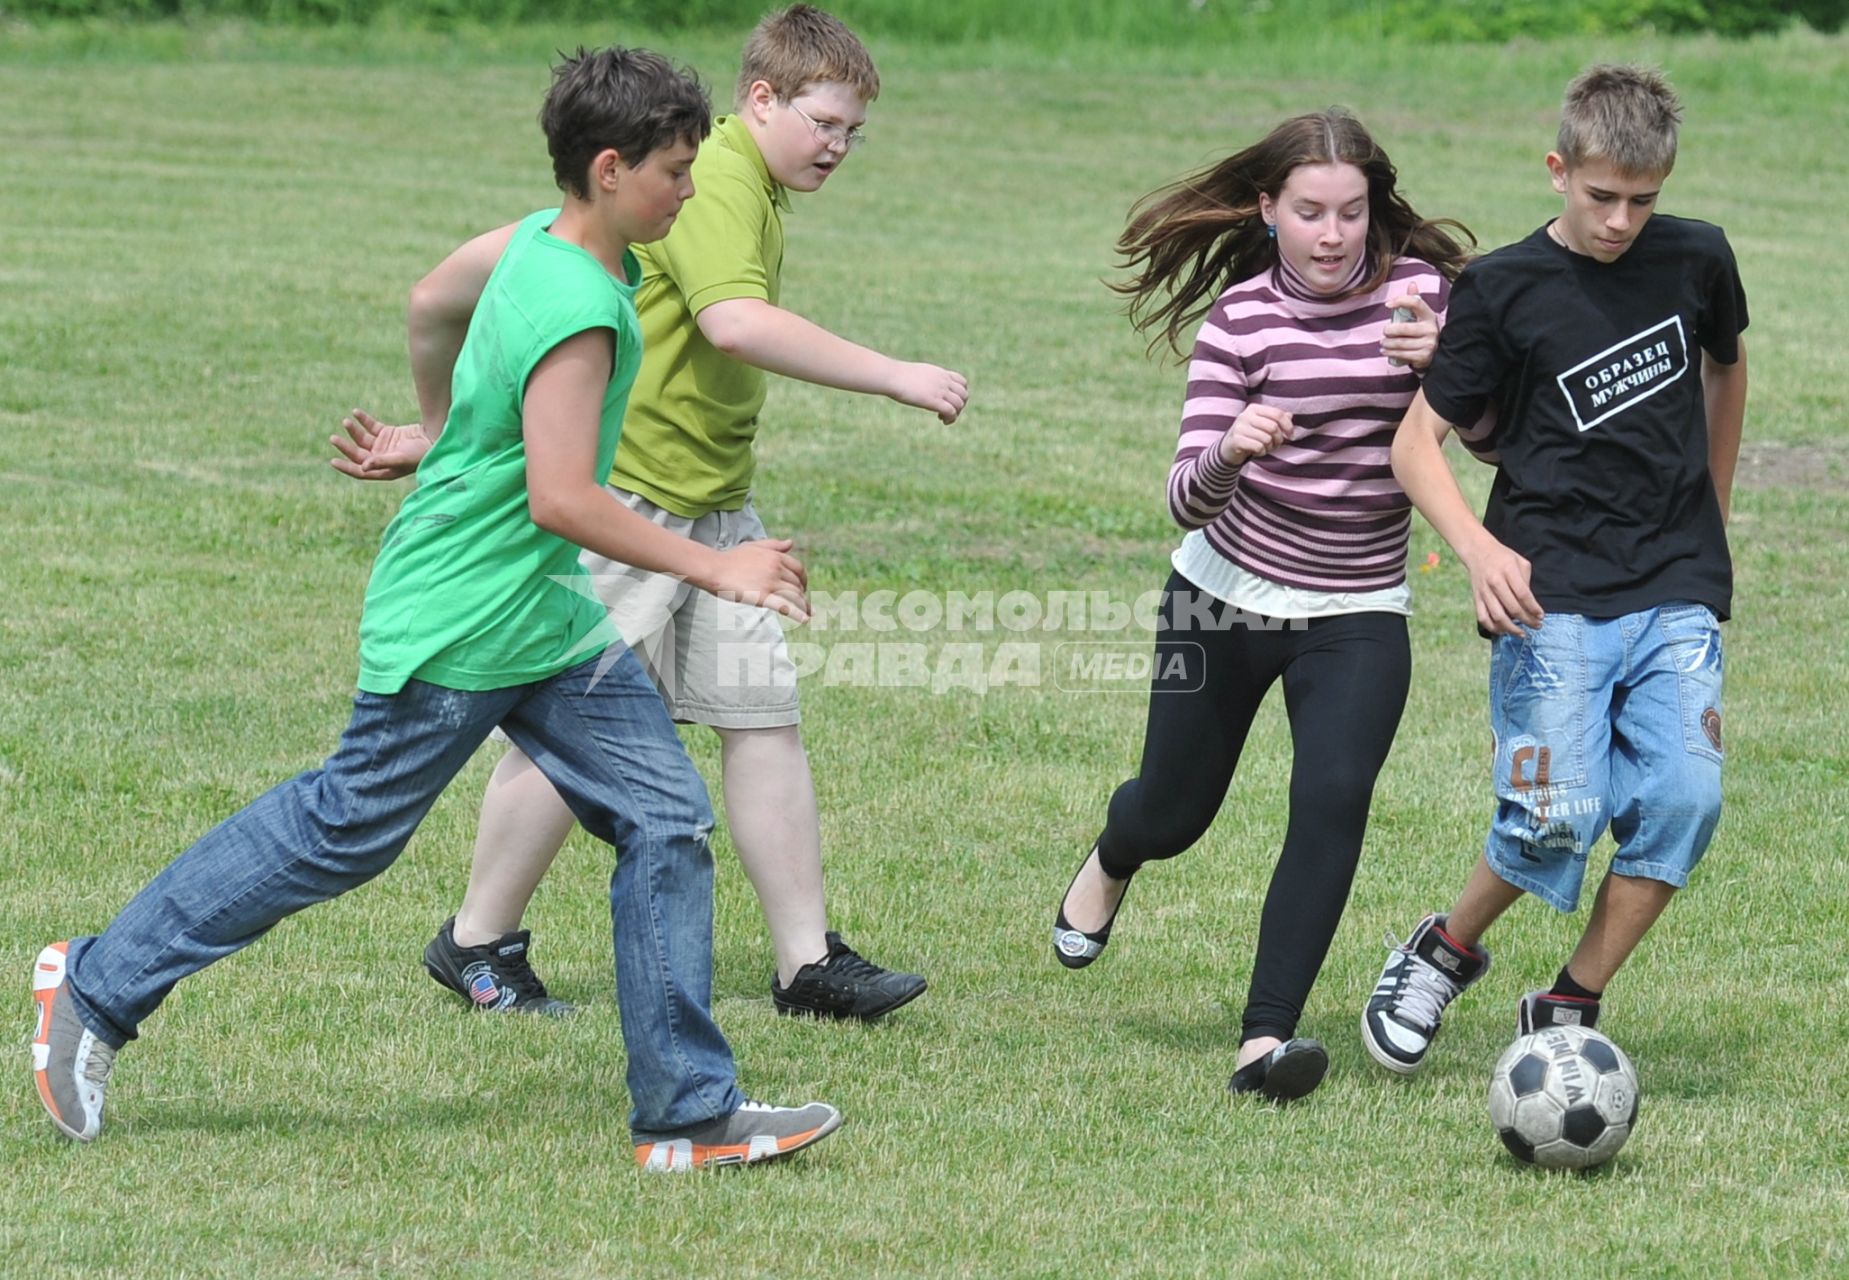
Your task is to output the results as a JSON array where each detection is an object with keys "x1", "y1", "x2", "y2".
[
  {"x1": 1258, "y1": 1043, "x2": 1330, "y2": 1103},
  {"x1": 1359, "y1": 1010, "x2": 1426, "y2": 1076},
  {"x1": 634, "y1": 1108, "x2": 844, "y2": 1172},
  {"x1": 32, "y1": 942, "x2": 93, "y2": 1143},
  {"x1": 772, "y1": 979, "x2": 926, "y2": 1022}
]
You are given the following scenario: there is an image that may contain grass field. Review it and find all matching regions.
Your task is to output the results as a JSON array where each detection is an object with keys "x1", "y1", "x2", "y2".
[{"x1": 3, "y1": 19, "x2": 1847, "y2": 1279}]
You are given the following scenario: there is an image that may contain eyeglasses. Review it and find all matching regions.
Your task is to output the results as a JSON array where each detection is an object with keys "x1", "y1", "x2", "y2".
[{"x1": 784, "y1": 99, "x2": 867, "y2": 152}]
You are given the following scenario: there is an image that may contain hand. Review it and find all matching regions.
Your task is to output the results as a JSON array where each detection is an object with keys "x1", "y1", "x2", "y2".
[
  {"x1": 1460, "y1": 533, "x2": 1544, "y2": 636},
  {"x1": 1217, "y1": 404, "x2": 1293, "y2": 465},
  {"x1": 889, "y1": 362, "x2": 970, "y2": 424},
  {"x1": 330, "y1": 408, "x2": 435, "y2": 481},
  {"x1": 1383, "y1": 286, "x2": 1440, "y2": 371},
  {"x1": 708, "y1": 539, "x2": 811, "y2": 623}
]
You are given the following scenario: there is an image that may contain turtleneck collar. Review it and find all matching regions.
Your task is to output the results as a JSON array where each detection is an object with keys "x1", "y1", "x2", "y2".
[{"x1": 1272, "y1": 251, "x2": 1370, "y2": 304}]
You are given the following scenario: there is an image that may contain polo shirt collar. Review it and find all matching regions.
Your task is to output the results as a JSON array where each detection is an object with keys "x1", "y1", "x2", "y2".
[{"x1": 714, "y1": 114, "x2": 792, "y2": 213}]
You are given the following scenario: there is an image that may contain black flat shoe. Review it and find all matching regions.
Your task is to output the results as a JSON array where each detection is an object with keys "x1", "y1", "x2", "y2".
[
  {"x1": 1227, "y1": 1037, "x2": 1329, "y2": 1102},
  {"x1": 1052, "y1": 846, "x2": 1131, "y2": 970}
]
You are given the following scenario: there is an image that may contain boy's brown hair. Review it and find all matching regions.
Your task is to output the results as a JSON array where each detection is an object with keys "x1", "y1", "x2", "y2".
[
  {"x1": 735, "y1": 5, "x2": 880, "y2": 107},
  {"x1": 542, "y1": 46, "x2": 711, "y2": 198},
  {"x1": 1557, "y1": 63, "x2": 1682, "y2": 177}
]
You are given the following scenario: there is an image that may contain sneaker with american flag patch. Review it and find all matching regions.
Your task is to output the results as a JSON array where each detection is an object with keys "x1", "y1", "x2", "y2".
[
  {"x1": 633, "y1": 1100, "x2": 842, "y2": 1172},
  {"x1": 421, "y1": 917, "x2": 575, "y2": 1016}
]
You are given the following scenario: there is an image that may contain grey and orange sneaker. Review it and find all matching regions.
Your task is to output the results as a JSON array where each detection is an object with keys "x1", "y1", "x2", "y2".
[
  {"x1": 422, "y1": 918, "x2": 576, "y2": 1016},
  {"x1": 32, "y1": 942, "x2": 117, "y2": 1142},
  {"x1": 633, "y1": 1100, "x2": 842, "y2": 1172},
  {"x1": 1361, "y1": 913, "x2": 1491, "y2": 1074}
]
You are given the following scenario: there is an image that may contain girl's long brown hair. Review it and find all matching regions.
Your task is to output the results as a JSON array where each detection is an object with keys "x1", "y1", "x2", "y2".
[{"x1": 1113, "y1": 110, "x2": 1476, "y2": 357}]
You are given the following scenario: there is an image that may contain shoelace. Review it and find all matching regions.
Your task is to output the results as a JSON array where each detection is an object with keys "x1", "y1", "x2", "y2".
[
  {"x1": 1384, "y1": 937, "x2": 1463, "y2": 1031},
  {"x1": 817, "y1": 944, "x2": 882, "y2": 983},
  {"x1": 84, "y1": 1039, "x2": 118, "y2": 1088},
  {"x1": 495, "y1": 952, "x2": 551, "y2": 1002}
]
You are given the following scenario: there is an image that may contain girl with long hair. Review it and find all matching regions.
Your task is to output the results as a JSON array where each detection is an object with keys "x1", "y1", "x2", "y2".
[{"x1": 1052, "y1": 110, "x2": 1475, "y2": 1101}]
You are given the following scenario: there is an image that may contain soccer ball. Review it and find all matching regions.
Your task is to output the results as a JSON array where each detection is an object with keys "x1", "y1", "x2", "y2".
[{"x1": 1487, "y1": 1025, "x2": 1639, "y2": 1169}]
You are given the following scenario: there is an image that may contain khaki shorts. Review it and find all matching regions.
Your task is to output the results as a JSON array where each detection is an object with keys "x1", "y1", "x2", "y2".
[{"x1": 579, "y1": 487, "x2": 800, "y2": 729}]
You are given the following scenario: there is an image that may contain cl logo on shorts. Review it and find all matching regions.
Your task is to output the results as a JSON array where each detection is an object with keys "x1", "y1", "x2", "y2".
[
  {"x1": 1510, "y1": 744, "x2": 1557, "y2": 825},
  {"x1": 1701, "y1": 707, "x2": 1722, "y2": 752}
]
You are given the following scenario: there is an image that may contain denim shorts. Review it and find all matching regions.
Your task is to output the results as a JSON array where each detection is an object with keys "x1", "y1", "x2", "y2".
[{"x1": 1484, "y1": 603, "x2": 1725, "y2": 911}]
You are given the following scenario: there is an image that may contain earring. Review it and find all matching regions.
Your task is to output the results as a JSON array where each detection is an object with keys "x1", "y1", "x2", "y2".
[{"x1": 1266, "y1": 223, "x2": 1276, "y2": 239}]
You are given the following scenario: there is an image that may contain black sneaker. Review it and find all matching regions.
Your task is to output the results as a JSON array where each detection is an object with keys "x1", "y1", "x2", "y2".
[
  {"x1": 770, "y1": 933, "x2": 926, "y2": 1021},
  {"x1": 1517, "y1": 989, "x2": 1601, "y2": 1034},
  {"x1": 422, "y1": 917, "x2": 576, "y2": 1016},
  {"x1": 1361, "y1": 913, "x2": 1490, "y2": 1074}
]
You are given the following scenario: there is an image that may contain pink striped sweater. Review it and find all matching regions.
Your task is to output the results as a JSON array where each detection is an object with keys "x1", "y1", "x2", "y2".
[{"x1": 1168, "y1": 255, "x2": 1451, "y2": 592}]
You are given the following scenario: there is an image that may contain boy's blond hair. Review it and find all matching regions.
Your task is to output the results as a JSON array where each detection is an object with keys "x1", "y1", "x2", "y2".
[
  {"x1": 1557, "y1": 63, "x2": 1683, "y2": 177},
  {"x1": 735, "y1": 4, "x2": 880, "y2": 107}
]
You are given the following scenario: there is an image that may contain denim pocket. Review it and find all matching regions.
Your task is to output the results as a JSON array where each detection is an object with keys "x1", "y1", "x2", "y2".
[
  {"x1": 1658, "y1": 604, "x2": 1724, "y2": 764},
  {"x1": 1490, "y1": 619, "x2": 1589, "y2": 792}
]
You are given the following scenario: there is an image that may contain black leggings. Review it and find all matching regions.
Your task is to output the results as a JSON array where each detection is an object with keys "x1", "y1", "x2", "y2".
[{"x1": 1095, "y1": 570, "x2": 1411, "y2": 1042}]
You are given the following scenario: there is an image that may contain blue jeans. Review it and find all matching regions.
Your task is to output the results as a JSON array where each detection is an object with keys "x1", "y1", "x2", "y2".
[
  {"x1": 64, "y1": 648, "x2": 743, "y2": 1134},
  {"x1": 1484, "y1": 604, "x2": 1725, "y2": 912}
]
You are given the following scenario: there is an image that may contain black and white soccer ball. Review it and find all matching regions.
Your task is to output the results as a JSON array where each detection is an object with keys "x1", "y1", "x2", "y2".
[{"x1": 1487, "y1": 1025, "x2": 1639, "y2": 1169}]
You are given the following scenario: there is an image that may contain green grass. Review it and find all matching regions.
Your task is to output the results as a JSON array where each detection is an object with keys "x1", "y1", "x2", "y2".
[
  {"x1": 4, "y1": 21, "x2": 1848, "y2": 1280},
  {"x1": 9, "y1": 0, "x2": 1830, "y2": 44}
]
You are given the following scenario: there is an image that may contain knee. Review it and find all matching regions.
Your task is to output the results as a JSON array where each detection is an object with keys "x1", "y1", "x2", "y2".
[
  {"x1": 1291, "y1": 763, "x2": 1378, "y2": 826},
  {"x1": 1639, "y1": 757, "x2": 1723, "y2": 833},
  {"x1": 1106, "y1": 787, "x2": 1215, "y2": 865},
  {"x1": 1683, "y1": 776, "x2": 1723, "y2": 831}
]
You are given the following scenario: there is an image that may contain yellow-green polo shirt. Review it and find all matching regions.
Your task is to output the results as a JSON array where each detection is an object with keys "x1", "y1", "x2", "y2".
[{"x1": 618, "y1": 114, "x2": 791, "y2": 517}]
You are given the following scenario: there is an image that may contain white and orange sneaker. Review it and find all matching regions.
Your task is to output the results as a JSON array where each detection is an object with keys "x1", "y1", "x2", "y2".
[
  {"x1": 633, "y1": 1100, "x2": 841, "y2": 1172},
  {"x1": 32, "y1": 942, "x2": 117, "y2": 1142}
]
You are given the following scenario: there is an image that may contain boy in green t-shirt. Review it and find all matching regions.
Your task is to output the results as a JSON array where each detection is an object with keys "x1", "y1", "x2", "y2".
[
  {"x1": 34, "y1": 48, "x2": 839, "y2": 1172},
  {"x1": 338, "y1": 6, "x2": 966, "y2": 1020}
]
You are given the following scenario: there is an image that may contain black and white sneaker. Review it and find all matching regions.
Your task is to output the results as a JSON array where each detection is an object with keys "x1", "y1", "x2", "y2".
[
  {"x1": 1361, "y1": 913, "x2": 1490, "y2": 1074},
  {"x1": 770, "y1": 933, "x2": 926, "y2": 1021},
  {"x1": 1517, "y1": 989, "x2": 1601, "y2": 1034},
  {"x1": 422, "y1": 917, "x2": 576, "y2": 1016}
]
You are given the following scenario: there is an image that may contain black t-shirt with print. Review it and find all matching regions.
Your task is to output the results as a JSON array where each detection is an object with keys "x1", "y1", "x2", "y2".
[{"x1": 1424, "y1": 214, "x2": 1748, "y2": 620}]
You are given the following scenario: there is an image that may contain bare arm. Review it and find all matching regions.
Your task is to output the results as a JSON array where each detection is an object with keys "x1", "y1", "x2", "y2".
[
  {"x1": 329, "y1": 223, "x2": 517, "y2": 481},
  {"x1": 523, "y1": 330, "x2": 809, "y2": 620},
  {"x1": 1702, "y1": 338, "x2": 1749, "y2": 523},
  {"x1": 696, "y1": 297, "x2": 968, "y2": 424},
  {"x1": 409, "y1": 222, "x2": 519, "y2": 433},
  {"x1": 1391, "y1": 390, "x2": 1542, "y2": 636}
]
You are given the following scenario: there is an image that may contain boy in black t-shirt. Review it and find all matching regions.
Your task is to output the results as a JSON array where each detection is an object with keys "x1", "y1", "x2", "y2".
[{"x1": 1361, "y1": 64, "x2": 1750, "y2": 1074}]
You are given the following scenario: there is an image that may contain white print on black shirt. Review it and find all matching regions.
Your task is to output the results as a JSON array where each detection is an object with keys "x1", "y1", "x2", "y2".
[{"x1": 1555, "y1": 316, "x2": 1690, "y2": 433}]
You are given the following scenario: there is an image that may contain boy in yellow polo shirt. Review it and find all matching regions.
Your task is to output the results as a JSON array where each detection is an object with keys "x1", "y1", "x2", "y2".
[{"x1": 336, "y1": 6, "x2": 967, "y2": 1019}]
